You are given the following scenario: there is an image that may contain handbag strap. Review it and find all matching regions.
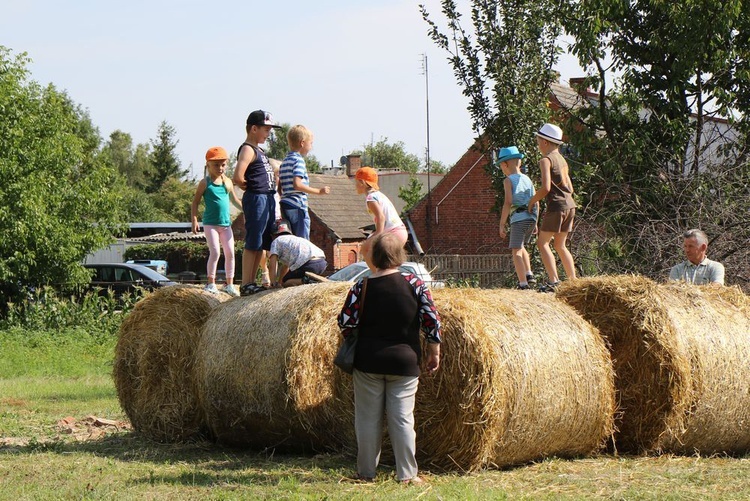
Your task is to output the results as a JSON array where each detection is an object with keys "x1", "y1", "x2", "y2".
[{"x1": 357, "y1": 277, "x2": 368, "y2": 324}]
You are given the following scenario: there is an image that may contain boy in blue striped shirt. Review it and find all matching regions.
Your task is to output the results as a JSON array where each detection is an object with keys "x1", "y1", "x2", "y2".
[{"x1": 279, "y1": 125, "x2": 330, "y2": 239}]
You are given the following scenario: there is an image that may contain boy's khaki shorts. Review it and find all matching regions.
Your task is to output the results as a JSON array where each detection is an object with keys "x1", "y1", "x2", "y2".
[{"x1": 540, "y1": 208, "x2": 575, "y2": 233}]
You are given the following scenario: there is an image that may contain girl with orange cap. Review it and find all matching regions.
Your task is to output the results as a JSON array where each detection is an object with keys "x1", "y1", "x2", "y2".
[
  {"x1": 354, "y1": 167, "x2": 408, "y2": 269},
  {"x1": 191, "y1": 146, "x2": 243, "y2": 296}
]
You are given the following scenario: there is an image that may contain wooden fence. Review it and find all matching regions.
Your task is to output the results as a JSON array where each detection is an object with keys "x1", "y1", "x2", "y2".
[{"x1": 408, "y1": 254, "x2": 514, "y2": 288}]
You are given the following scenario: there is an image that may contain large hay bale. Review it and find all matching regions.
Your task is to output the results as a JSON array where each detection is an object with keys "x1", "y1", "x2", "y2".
[
  {"x1": 556, "y1": 275, "x2": 750, "y2": 454},
  {"x1": 196, "y1": 283, "x2": 615, "y2": 470},
  {"x1": 195, "y1": 282, "x2": 353, "y2": 451},
  {"x1": 113, "y1": 285, "x2": 230, "y2": 442},
  {"x1": 419, "y1": 288, "x2": 615, "y2": 469}
]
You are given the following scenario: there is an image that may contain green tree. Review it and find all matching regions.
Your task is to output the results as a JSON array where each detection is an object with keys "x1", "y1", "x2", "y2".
[
  {"x1": 398, "y1": 177, "x2": 425, "y2": 212},
  {"x1": 0, "y1": 47, "x2": 125, "y2": 308},
  {"x1": 422, "y1": 1, "x2": 750, "y2": 287},
  {"x1": 421, "y1": 0, "x2": 562, "y2": 198},
  {"x1": 150, "y1": 177, "x2": 197, "y2": 222},
  {"x1": 147, "y1": 120, "x2": 188, "y2": 193},
  {"x1": 266, "y1": 122, "x2": 323, "y2": 172},
  {"x1": 119, "y1": 186, "x2": 173, "y2": 222},
  {"x1": 101, "y1": 130, "x2": 153, "y2": 191},
  {"x1": 426, "y1": 158, "x2": 448, "y2": 175},
  {"x1": 558, "y1": 0, "x2": 750, "y2": 282},
  {"x1": 351, "y1": 138, "x2": 421, "y2": 173}
]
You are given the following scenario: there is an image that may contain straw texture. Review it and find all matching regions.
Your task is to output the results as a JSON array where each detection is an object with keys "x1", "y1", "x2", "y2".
[
  {"x1": 195, "y1": 282, "x2": 353, "y2": 451},
  {"x1": 195, "y1": 283, "x2": 615, "y2": 470},
  {"x1": 113, "y1": 285, "x2": 229, "y2": 442},
  {"x1": 557, "y1": 275, "x2": 750, "y2": 454}
]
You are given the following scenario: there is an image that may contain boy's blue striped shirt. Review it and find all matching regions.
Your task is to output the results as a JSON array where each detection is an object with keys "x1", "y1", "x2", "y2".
[{"x1": 279, "y1": 151, "x2": 308, "y2": 210}]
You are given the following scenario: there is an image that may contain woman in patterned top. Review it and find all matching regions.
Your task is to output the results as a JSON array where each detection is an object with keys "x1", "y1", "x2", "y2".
[{"x1": 337, "y1": 232, "x2": 442, "y2": 484}]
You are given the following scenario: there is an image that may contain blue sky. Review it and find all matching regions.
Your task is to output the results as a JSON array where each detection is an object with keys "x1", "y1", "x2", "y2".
[{"x1": 2, "y1": 1, "x2": 583, "y2": 179}]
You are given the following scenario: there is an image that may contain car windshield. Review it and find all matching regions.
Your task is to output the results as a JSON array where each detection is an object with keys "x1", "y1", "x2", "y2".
[
  {"x1": 327, "y1": 262, "x2": 433, "y2": 283},
  {"x1": 327, "y1": 263, "x2": 368, "y2": 282},
  {"x1": 85, "y1": 264, "x2": 170, "y2": 283},
  {"x1": 131, "y1": 266, "x2": 170, "y2": 282}
]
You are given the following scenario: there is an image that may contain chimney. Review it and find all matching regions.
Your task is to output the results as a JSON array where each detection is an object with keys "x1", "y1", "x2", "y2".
[
  {"x1": 346, "y1": 154, "x2": 362, "y2": 178},
  {"x1": 569, "y1": 77, "x2": 591, "y2": 95}
]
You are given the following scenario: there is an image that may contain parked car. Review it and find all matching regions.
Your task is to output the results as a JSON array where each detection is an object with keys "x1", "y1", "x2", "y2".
[
  {"x1": 125, "y1": 259, "x2": 168, "y2": 275},
  {"x1": 83, "y1": 263, "x2": 176, "y2": 297},
  {"x1": 325, "y1": 261, "x2": 445, "y2": 288}
]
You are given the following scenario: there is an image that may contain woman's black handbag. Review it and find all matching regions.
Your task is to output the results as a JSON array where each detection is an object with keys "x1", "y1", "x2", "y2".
[
  {"x1": 333, "y1": 328, "x2": 358, "y2": 374},
  {"x1": 334, "y1": 278, "x2": 368, "y2": 374}
]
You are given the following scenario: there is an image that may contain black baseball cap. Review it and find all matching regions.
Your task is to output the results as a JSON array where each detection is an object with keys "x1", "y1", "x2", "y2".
[{"x1": 246, "y1": 110, "x2": 281, "y2": 128}]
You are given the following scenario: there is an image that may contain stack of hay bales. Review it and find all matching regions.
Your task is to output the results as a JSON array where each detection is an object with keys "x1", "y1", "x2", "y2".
[
  {"x1": 556, "y1": 275, "x2": 750, "y2": 455},
  {"x1": 113, "y1": 285, "x2": 231, "y2": 442},
  {"x1": 193, "y1": 283, "x2": 615, "y2": 470}
]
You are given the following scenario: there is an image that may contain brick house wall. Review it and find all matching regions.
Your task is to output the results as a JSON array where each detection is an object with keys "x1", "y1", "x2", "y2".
[
  {"x1": 310, "y1": 215, "x2": 362, "y2": 272},
  {"x1": 407, "y1": 140, "x2": 502, "y2": 255}
]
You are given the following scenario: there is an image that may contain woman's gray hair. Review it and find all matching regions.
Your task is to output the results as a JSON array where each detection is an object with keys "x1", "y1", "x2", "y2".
[
  {"x1": 371, "y1": 233, "x2": 406, "y2": 270},
  {"x1": 683, "y1": 229, "x2": 708, "y2": 246}
]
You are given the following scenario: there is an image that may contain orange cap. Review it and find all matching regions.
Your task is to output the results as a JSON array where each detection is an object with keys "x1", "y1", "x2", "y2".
[
  {"x1": 205, "y1": 146, "x2": 228, "y2": 161},
  {"x1": 355, "y1": 167, "x2": 379, "y2": 190}
]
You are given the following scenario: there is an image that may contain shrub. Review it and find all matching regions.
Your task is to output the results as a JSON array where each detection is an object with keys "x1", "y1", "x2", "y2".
[
  {"x1": 0, "y1": 286, "x2": 140, "y2": 337},
  {"x1": 124, "y1": 241, "x2": 243, "y2": 276}
]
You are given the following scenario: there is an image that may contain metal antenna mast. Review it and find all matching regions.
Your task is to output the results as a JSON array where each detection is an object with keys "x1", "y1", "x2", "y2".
[{"x1": 420, "y1": 53, "x2": 432, "y2": 239}]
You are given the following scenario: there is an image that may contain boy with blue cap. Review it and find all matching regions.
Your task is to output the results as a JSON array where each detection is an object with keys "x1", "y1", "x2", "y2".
[{"x1": 497, "y1": 146, "x2": 539, "y2": 289}]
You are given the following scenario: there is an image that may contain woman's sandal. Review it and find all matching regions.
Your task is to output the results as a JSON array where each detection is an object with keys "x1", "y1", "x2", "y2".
[
  {"x1": 344, "y1": 473, "x2": 374, "y2": 483},
  {"x1": 401, "y1": 476, "x2": 425, "y2": 485}
]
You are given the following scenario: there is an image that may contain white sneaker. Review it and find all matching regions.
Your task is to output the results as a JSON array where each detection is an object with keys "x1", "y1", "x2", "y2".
[
  {"x1": 222, "y1": 284, "x2": 240, "y2": 297},
  {"x1": 203, "y1": 283, "x2": 219, "y2": 294}
]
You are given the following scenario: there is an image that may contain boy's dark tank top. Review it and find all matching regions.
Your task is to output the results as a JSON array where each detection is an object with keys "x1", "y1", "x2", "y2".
[
  {"x1": 238, "y1": 143, "x2": 275, "y2": 194},
  {"x1": 545, "y1": 150, "x2": 576, "y2": 212}
]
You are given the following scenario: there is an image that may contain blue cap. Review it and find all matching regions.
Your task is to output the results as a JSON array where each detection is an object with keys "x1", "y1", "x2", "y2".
[{"x1": 496, "y1": 146, "x2": 525, "y2": 164}]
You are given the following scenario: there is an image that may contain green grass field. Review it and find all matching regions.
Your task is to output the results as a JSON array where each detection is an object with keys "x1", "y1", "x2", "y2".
[{"x1": 2, "y1": 328, "x2": 750, "y2": 500}]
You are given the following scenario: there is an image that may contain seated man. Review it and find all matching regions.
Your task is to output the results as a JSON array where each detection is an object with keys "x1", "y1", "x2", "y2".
[
  {"x1": 669, "y1": 229, "x2": 725, "y2": 285},
  {"x1": 267, "y1": 220, "x2": 328, "y2": 288}
]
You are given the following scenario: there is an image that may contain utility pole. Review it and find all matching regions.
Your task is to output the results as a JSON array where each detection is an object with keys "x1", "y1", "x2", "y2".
[{"x1": 420, "y1": 53, "x2": 432, "y2": 244}]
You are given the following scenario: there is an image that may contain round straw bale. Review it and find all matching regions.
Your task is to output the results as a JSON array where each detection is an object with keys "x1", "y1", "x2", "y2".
[
  {"x1": 195, "y1": 283, "x2": 614, "y2": 469},
  {"x1": 418, "y1": 287, "x2": 615, "y2": 470},
  {"x1": 195, "y1": 282, "x2": 355, "y2": 451},
  {"x1": 556, "y1": 275, "x2": 750, "y2": 454},
  {"x1": 113, "y1": 285, "x2": 230, "y2": 442}
]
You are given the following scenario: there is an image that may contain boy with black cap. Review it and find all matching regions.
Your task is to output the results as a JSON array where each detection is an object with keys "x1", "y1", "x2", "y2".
[
  {"x1": 497, "y1": 146, "x2": 539, "y2": 289},
  {"x1": 233, "y1": 110, "x2": 282, "y2": 295}
]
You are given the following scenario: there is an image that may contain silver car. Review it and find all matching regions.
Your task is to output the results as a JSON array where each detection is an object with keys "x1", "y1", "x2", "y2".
[{"x1": 326, "y1": 261, "x2": 444, "y2": 288}]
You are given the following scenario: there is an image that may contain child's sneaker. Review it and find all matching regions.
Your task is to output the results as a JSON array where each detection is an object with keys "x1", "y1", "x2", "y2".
[
  {"x1": 203, "y1": 283, "x2": 219, "y2": 294},
  {"x1": 240, "y1": 283, "x2": 266, "y2": 296},
  {"x1": 526, "y1": 274, "x2": 537, "y2": 286},
  {"x1": 538, "y1": 281, "x2": 560, "y2": 293},
  {"x1": 222, "y1": 284, "x2": 240, "y2": 297},
  {"x1": 517, "y1": 283, "x2": 530, "y2": 290}
]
